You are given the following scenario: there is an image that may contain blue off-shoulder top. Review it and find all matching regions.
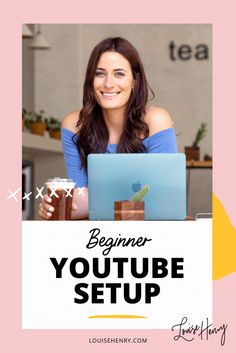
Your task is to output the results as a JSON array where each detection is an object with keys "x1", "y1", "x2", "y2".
[{"x1": 61, "y1": 127, "x2": 177, "y2": 187}]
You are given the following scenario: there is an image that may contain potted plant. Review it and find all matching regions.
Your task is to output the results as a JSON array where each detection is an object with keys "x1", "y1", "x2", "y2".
[
  {"x1": 114, "y1": 184, "x2": 150, "y2": 220},
  {"x1": 45, "y1": 117, "x2": 61, "y2": 139},
  {"x1": 185, "y1": 122, "x2": 207, "y2": 161},
  {"x1": 25, "y1": 110, "x2": 46, "y2": 136}
]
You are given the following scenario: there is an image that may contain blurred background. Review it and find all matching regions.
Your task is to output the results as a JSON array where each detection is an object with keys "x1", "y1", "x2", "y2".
[{"x1": 22, "y1": 24, "x2": 212, "y2": 220}]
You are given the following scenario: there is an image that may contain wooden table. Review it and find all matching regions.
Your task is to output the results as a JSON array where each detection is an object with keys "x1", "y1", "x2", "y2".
[
  {"x1": 186, "y1": 160, "x2": 212, "y2": 168},
  {"x1": 186, "y1": 160, "x2": 213, "y2": 212}
]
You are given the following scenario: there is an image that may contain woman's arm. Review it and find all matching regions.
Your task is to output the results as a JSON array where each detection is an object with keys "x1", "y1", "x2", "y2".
[
  {"x1": 144, "y1": 106, "x2": 177, "y2": 153},
  {"x1": 71, "y1": 187, "x2": 88, "y2": 219},
  {"x1": 61, "y1": 111, "x2": 80, "y2": 133},
  {"x1": 145, "y1": 106, "x2": 174, "y2": 136},
  {"x1": 62, "y1": 112, "x2": 89, "y2": 219},
  {"x1": 39, "y1": 112, "x2": 89, "y2": 220}
]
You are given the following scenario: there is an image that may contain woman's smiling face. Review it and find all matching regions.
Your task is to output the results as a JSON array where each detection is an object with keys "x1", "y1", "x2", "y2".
[{"x1": 93, "y1": 51, "x2": 134, "y2": 112}]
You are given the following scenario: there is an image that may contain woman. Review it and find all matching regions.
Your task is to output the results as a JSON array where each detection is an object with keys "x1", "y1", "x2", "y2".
[{"x1": 39, "y1": 37, "x2": 177, "y2": 220}]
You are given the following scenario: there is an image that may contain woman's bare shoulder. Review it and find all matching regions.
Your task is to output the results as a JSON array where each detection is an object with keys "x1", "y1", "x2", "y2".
[
  {"x1": 61, "y1": 111, "x2": 80, "y2": 133},
  {"x1": 145, "y1": 106, "x2": 174, "y2": 136}
]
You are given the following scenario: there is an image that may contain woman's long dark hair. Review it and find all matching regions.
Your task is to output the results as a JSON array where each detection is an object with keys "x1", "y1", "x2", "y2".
[{"x1": 75, "y1": 37, "x2": 154, "y2": 171}]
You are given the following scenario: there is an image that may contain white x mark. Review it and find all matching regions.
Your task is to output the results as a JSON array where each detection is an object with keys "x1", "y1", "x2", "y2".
[
  {"x1": 50, "y1": 188, "x2": 59, "y2": 198},
  {"x1": 7, "y1": 188, "x2": 21, "y2": 202},
  {"x1": 35, "y1": 186, "x2": 44, "y2": 199},
  {"x1": 64, "y1": 188, "x2": 73, "y2": 197},
  {"x1": 77, "y1": 187, "x2": 85, "y2": 196},
  {"x1": 23, "y1": 192, "x2": 32, "y2": 200}
]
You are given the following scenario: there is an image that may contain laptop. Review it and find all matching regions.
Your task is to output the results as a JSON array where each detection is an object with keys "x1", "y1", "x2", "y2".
[{"x1": 88, "y1": 153, "x2": 186, "y2": 220}]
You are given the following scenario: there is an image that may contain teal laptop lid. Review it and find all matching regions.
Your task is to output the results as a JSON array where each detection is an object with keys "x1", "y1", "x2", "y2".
[{"x1": 88, "y1": 153, "x2": 186, "y2": 220}]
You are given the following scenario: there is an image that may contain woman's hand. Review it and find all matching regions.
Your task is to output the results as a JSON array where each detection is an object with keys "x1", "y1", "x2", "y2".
[
  {"x1": 38, "y1": 187, "x2": 88, "y2": 220},
  {"x1": 38, "y1": 194, "x2": 55, "y2": 220}
]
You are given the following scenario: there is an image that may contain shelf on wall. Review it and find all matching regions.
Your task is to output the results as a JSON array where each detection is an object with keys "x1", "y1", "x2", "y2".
[{"x1": 22, "y1": 132, "x2": 63, "y2": 154}]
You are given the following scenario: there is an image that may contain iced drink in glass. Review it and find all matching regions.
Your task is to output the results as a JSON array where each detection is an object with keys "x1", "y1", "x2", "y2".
[{"x1": 46, "y1": 178, "x2": 76, "y2": 220}]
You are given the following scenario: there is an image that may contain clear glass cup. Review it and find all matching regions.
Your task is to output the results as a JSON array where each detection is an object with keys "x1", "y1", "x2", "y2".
[{"x1": 45, "y1": 178, "x2": 76, "y2": 220}]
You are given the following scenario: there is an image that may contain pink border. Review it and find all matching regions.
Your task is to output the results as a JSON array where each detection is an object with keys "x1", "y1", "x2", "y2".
[{"x1": 1, "y1": 1, "x2": 236, "y2": 352}]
